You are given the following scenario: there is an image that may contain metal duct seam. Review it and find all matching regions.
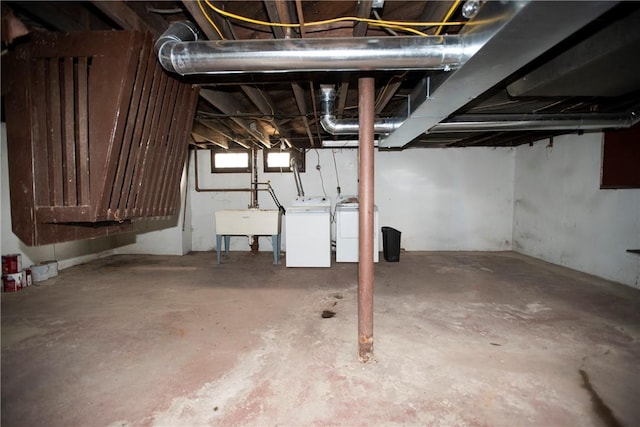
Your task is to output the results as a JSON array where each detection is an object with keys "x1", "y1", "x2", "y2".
[{"x1": 155, "y1": 21, "x2": 199, "y2": 72}]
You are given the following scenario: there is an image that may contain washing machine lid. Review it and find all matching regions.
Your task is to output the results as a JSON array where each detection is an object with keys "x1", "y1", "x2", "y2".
[
  {"x1": 336, "y1": 204, "x2": 358, "y2": 212},
  {"x1": 287, "y1": 206, "x2": 330, "y2": 214},
  {"x1": 291, "y1": 196, "x2": 331, "y2": 207},
  {"x1": 335, "y1": 204, "x2": 378, "y2": 212},
  {"x1": 336, "y1": 195, "x2": 359, "y2": 206}
]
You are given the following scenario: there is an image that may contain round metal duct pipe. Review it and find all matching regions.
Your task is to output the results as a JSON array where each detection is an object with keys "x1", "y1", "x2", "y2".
[
  {"x1": 319, "y1": 85, "x2": 403, "y2": 135},
  {"x1": 156, "y1": 21, "x2": 472, "y2": 75},
  {"x1": 428, "y1": 112, "x2": 640, "y2": 133}
]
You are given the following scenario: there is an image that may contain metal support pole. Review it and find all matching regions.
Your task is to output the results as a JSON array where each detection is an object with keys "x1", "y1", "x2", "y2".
[
  {"x1": 358, "y1": 76, "x2": 375, "y2": 362},
  {"x1": 250, "y1": 147, "x2": 259, "y2": 252}
]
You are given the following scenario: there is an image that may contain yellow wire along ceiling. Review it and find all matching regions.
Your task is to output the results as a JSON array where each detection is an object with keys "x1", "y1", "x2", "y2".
[{"x1": 196, "y1": 0, "x2": 465, "y2": 40}]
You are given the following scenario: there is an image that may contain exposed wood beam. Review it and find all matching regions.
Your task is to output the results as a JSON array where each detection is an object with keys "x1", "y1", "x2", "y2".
[
  {"x1": 375, "y1": 74, "x2": 405, "y2": 114},
  {"x1": 192, "y1": 121, "x2": 229, "y2": 149},
  {"x1": 181, "y1": 0, "x2": 233, "y2": 40},
  {"x1": 185, "y1": 1, "x2": 279, "y2": 149},
  {"x1": 182, "y1": 0, "x2": 218, "y2": 40},
  {"x1": 291, "y1": 82, "x2": 315, "y2": 147},
  {"x1": 200, "y1": 89, "x2": 271, "y2": 148},
  {"x1": 125, "y1": 2, "x2": 169, "y2": 34},
  {"x1": 11, "y1": 1, "x2": 88, "y2": 32},
  {"x1": 294, "y1": 0, "x2": 306, "y2": 38},
  {"x1": 265, "y1": 0, "x2": 315, "y2": 147},
  {"x1": 264, "y1": 0, "x2": 286, "y2": 39},
  {"x1": 336, "y1": 81, "x2": 350, "y2": 118},
  {"x1": 90, "y1": 1, "x2": 162, "y2": 35},
  {"x1": 241, "y1": 86, "x2": 273, "y2": 117},
  {"x1": 201, "y1": 119, "x2": 252, "y2": 149},
  {"x1": 241, "y1": 85, "x2": 292, "y2": 145},
  {"x1": 264, "y1": 0, "x2": 297, "y2": 39},
  {"x1": 309, "y1": 81, "x2": 323, "y2": 144},
  {"x1": 353, "y1": 0, "x2": 373, "y2": 37},
  {"x1": 190, "y1": 134, "x2": 214, "y2": 150}
]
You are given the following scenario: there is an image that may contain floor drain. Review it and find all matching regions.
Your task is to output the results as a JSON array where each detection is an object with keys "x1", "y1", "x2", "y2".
[{"x1": 321, "y1": 310, "x2": 336, "y2": 318}]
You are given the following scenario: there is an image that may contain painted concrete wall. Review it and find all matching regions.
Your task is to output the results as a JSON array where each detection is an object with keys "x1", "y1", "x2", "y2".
[
  {"x1": 375, "y1": 148, "x2": 514, "y2": 250},
  {"x1": 1, "y1": 124, "x2": 189, "y2": 270},
  {"x1": 513, "y1": 133, "x2": 640, "y2": 288},
  {"x1": 191, "y1": 146, "x2": 515, "y2": 252},
  {"x1": 7, "y1": 115, "x2": 637, "y2": 288}
]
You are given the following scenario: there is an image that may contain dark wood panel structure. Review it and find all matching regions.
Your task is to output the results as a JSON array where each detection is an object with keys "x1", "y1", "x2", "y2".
[
  {"x1": 602, "y1": 125, "x2": 640, "y2": 188},
  {"x1": 5, "y1": 30, "x2": 199, "y2": 246}
]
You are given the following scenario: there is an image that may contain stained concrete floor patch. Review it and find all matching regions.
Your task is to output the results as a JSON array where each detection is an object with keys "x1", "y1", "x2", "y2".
[{"x1": 2, "y1": 251, "x2": 639, "y2": 426}]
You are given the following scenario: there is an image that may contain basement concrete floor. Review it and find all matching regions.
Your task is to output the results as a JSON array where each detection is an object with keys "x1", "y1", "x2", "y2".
[{"x1": 1, "y1": 251, "x2": 639, "y2": 427}]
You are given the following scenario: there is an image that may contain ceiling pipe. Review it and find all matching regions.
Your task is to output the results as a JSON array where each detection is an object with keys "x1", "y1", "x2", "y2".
[
  {"x1": 428, "y1": 112, "x2": 640, "y2": 133},
  {"x1": 156, "y1": 21, "x2": 472, "y2": 75},
  {"x1": 157, "y1": 14, "x2": 638, "y2": 140},
  {"x1": 320, "y1": 85, "x2": 403, "y2": 135}
]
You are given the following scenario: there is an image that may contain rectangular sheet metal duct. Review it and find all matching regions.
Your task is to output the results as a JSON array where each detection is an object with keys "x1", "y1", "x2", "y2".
[{"x1": 380, "y1": 1, "x2": 619, "y2": 148}]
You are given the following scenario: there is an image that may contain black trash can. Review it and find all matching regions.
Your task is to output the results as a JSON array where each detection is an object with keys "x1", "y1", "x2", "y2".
[{"x1": 381, "y1": 226, "x2": 401, "y2": 262}]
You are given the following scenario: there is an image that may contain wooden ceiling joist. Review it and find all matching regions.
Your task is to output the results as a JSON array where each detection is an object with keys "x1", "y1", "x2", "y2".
[
  {"x1": 90, "y1": 1, "x2": 163, "y2": 35},
  {"x1": 200, "y1": 89, "x2": 271, "y2": 148},
  {"x1": 192, "y1": 121, "x2": 229, "y2": 149}
]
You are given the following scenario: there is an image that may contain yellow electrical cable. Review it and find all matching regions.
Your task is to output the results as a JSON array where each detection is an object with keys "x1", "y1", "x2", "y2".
[
  {"x1": 203, "y1": 0, "x2": 465, "y2": 36},
  {"x1": 305, "y1": 16, "x2": 433, "y2": 36},
  {"x1": 435, "y1": 0, "x2": 462, "y2": 35},
  {"x1": 198, "y1": 0, "x2": 225, "y2": 39},
  {"x1": 370, "y1": 23, "x2": 428, "y2": 37},
  {"x1": 308, "y1": 16, "x2": 464, "y2": 30}
]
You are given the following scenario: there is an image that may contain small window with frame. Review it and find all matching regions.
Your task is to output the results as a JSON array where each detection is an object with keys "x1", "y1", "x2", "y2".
[
  {"x1": 263, "y1": 149, "x2": 305, "y2": 173},
  {"x1": 211, "y1": 149, "x2": 251, "y2": 173}
]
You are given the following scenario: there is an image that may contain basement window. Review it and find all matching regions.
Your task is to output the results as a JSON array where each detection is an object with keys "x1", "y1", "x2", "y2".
[
  {"x1": 211, "y1": 149, "x2": 250, "y2": 173},
  {"x1": 263, "y1": 149, "x2": 305, "y2": 173}
]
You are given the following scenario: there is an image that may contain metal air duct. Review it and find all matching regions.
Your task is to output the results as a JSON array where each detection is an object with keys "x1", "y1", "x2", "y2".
[
  {"x1": 290, "y1": 157, "x2": 305, "y2": 198},
  {"x1": 428, "y1": 112, "x2": 640, "y2": 133},
  {"x1": 156, "y1": 21, "x2": 473, "y2": 75},
  {"x1": 320, "y1": 85, "x2": 403, "y2": 135}
]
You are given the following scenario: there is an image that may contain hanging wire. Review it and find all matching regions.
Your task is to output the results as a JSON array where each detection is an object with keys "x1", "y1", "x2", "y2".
[
  {"x1": 331, "y1": 149, "x2": 341, "y2": 196},
  {"x1": 314, "y1": 149, "x2": 328, "y2": 198},
  {"x1": 202, "y1": 0, "x2": 465, "y2": 37},
  {"x1": 373, "y1": 9, "x2": 398, "y2": 36}
]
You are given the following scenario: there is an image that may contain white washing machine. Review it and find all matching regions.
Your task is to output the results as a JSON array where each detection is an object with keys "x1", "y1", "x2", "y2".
[
  {"x1": 285, "y1": 197, "x2": 331, "y2": 267},
  {"x1": 335, "y1": 197, "x2": 379, "y2": 263}
]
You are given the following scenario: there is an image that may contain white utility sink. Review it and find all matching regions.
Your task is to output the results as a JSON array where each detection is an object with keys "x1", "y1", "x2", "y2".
[
  {"x1": 214, "y1": 209, "x2": 282, "y2": 264},
  {"x1": 215, "y1": 209, "x2": 282, "y2": 235}
]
